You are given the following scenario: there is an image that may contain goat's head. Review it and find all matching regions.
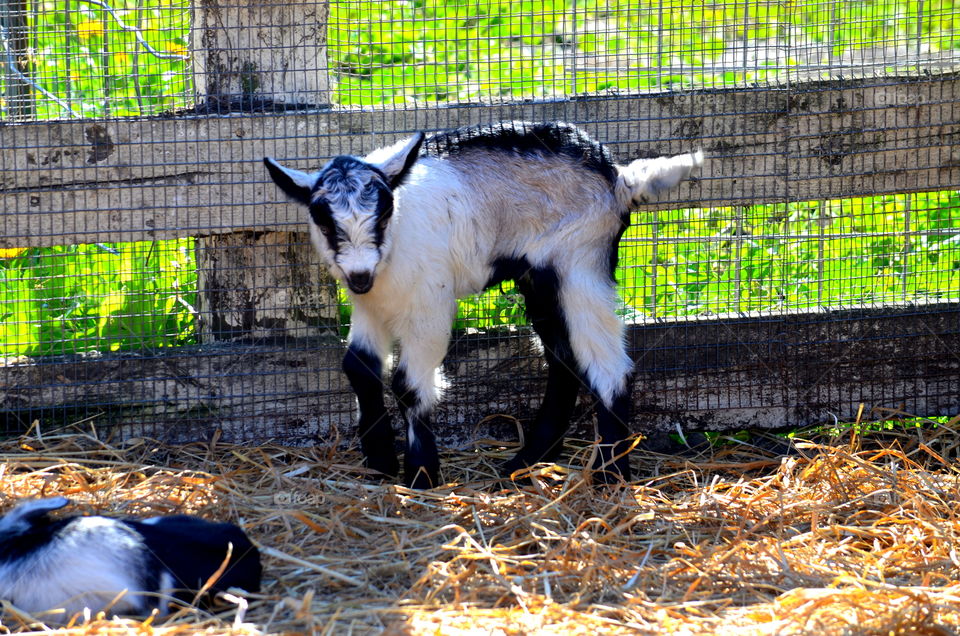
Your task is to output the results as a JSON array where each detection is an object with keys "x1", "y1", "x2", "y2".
[{"x1": 264, "y1": 133, "x2": 425, "y2": 294}]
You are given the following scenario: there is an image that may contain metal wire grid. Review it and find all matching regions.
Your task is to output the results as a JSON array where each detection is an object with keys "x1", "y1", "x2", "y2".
[
  {"x1": 1, "y1": 1, "x2": 958, "y2": 442},
  {"x1": 0, "y1": 0, "x2": 191, "y2": 119},
  {"x1": 328, "y1": 0, "x2": 960, "y2": 107},
  {"x1": 4, "y1": 1, "x2": 958, "y2": 113}
]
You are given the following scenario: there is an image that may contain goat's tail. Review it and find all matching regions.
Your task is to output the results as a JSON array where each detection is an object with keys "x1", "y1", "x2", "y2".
[{"x1": 614, "y1": 150, "x2": 704, "y2": 211}]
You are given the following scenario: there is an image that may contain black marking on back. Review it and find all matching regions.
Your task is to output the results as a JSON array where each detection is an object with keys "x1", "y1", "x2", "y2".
[{"x1": 423, "y1": 121, "x2": 617, "y2": 185}]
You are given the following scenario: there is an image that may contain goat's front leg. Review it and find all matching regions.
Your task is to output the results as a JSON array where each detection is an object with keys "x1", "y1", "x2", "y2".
[
  {"x1": 392, "y1": 309, "x2": 454, "y2": 488},
  {"x1": 342, "y1": 313, "x2": 398, "y2": 478}
]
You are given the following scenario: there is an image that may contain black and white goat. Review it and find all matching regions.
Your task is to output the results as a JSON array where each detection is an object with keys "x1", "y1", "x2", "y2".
[
  {"x1": 265, "y1": 121, "x2": 702, "y2": 488},
  {"x1": 0, "y1": 497, "x2": 261, "y2": 622}
]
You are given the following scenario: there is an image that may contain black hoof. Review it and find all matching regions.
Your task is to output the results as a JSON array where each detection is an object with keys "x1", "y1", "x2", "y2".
[
  {"x1": 365, "y1": 451, "x2": 400, "y2": 479},
  {"x1": 404, "y1": 443, "x2": 439, "y2": 489},
  {"x1": 590, "y1": 452, "x2": 631, "y2": 484},
  {"x1": 500, "y1": 454, "x2": 529, "y2": 478},
  {"x1": 404, "y1": 466, "x2": 439, "y2": 489}
]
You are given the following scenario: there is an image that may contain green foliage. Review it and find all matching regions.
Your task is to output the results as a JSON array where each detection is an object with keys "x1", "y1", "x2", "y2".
[
  {"x1": 0, "y1": 240, "x2": 197, "y2": 357},
  {"x1": 329, "y1": 0, "x2": 960, "y2": 105},
  {"x1": 7, "y1": 0, "x2": 959, "y2": 116},
  {"x1": 617, "y1": 191, "x2": 960, "y2": 318},
  {"x1": 325, "y1": 0, "x2": 960, "y2": 326},
  {"x1": 327, "y1": 191, "x2": 960, "y2": 329},
  {"x1": 1, "y1": 0, "x2": 191, "y2": 120},
  {"x1": 790, "y1": 414, "x2": 953, "y2": 439}
]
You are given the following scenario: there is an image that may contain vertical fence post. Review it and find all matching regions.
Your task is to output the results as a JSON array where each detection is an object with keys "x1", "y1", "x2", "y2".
[
  {"x1": 191, "y1": 0, "x2": 331, "y2": 109},
  {"x1": 191, "y1": 0, "x2": 339, "y2": 342},
  {"x1": 195, "y1": 231, "x2": 340, "y2": 342},
  {"x1": 1, "y1": 0, "x2": 32, "y2": 120}
]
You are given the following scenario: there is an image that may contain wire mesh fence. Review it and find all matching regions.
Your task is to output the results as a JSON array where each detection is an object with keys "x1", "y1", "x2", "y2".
[{"x1": 1, "y1": 1, "x2": 958, "y2": 445}]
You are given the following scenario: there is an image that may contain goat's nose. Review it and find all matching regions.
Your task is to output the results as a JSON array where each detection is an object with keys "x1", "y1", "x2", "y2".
[{"x1": 347, "y1": 271, "x2": 373, "y2": 294}]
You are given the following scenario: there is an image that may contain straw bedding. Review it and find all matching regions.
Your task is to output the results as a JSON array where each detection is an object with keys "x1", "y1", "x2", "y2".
[{"x1": 0, "y1": 413, "x2": 958, "y2": 635}]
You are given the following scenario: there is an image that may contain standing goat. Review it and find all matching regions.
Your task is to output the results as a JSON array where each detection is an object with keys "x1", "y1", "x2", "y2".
[{"x1": 265, "y1": 121, "x2": 702, "y2": 488}]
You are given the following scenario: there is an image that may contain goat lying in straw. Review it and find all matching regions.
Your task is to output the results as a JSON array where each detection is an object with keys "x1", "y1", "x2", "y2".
[
  {"x1": 0, "y1": 497, "x2": 261, "y2": 622},
  {"x1": 265, "y1": 121, "x2": 702, "y2": 488}
]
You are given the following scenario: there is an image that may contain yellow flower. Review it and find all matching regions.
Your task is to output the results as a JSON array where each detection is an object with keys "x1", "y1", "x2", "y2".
[
  {"x1": 76, "y1": 21, "x2": 104, "y2": 40},
  {"x1": 165, "y1": 42, "x2": 189, "y2": 57},
  {"x1": 0, "y1": 247, "x2": 26, "y2": 258}
]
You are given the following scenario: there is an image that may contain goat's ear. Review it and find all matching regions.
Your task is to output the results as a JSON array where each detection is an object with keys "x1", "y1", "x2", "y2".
[
  {"x1": 0, "y1": 496, "x2": 71, "y2": 534},
  {"x1": 366, "y1": 132, "x2": 425, "y2": 188},
  {"x1": 264, "y1": 157, "x2": 317, "y2": 205}
]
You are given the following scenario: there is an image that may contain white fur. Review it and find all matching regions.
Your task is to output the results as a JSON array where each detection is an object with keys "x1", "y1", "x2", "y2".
[
  {"x1": 366, "y1": 132, "x2": 425, "y2": 175},
  {"x1": 558, "y1": 265, "x2": 634, "y2": 405},
  {"x1": 616, "y1": 150, "x2": 705, "y2": 208},
  {"x1": 345, "y1": 147, "x2": 700, "y2": 408},
  {"x1": 0, "y1": 516, "x2": 149, "y2": 619}
]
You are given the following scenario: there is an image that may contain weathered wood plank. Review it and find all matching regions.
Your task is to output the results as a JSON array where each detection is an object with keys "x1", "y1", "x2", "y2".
[
  {"x1": 2, "y1": 75, "x2": 959, "y2": 248},
  {"x1": 2, "y1": 303, "x2": 956, "y2": 444}
]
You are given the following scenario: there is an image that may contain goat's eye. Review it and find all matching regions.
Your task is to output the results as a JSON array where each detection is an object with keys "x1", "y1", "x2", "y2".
[{"x1": 318, "y1": 225, "x2": 332, "y2": 236}]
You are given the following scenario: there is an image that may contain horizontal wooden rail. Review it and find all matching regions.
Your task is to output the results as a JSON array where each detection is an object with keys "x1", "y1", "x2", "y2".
[
  {"x1": 2, "y1": 302, "x2": 956, "y2": 441},
  {"x1": 2, "y1": 74, "x2": 959, "y2": 248}
]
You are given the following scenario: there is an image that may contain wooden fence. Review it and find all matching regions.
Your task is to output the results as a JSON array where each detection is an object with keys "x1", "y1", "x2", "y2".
[{"x1": 1, "y1": 0, "x2": 958, "y2": 445}]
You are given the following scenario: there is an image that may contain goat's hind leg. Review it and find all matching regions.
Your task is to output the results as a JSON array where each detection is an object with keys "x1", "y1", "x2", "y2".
[
  {"x1": 561, "y1": 270, "x2": 635, "y2": 482},
  {"x1": 502, "y1": 267, "x2": 581, "y2": 478},
  {"x1": 342, "y1": 317, "x2": 399, "y2": 478}
]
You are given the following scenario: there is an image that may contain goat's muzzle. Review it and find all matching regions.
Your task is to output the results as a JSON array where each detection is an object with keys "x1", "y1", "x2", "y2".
[{"x1": 346, "y1": 271, "x2": 374, "y2": 294}]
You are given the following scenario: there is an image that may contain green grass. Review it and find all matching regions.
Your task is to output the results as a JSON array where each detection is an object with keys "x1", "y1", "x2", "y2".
[
  {"x1": 0, "y1": 240, "x2": 197, "y2": 357},
  {"x1": 616, "y1": 191, "x2": 960, "y2": 320},
  {"x1": 329, "y1": 0, "x2": 960, "y2": 106},
  {"x1": 8, "y1": 0, "x2": 960, "y2": 116},
  {"x1": 2, "y1": 0, "x2": 191, "y2": 119},
  {"x1": 6, "y1": 191, "x2": 951, "y2": 351},
  {"x1": 448, "y1": 191, "x2": 960, "y2": 330}
]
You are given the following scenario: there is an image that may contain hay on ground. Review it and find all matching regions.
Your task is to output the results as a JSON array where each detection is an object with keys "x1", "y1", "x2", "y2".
[{"x1": 0, "y1": 413, "x2": 958, "y2": 634}]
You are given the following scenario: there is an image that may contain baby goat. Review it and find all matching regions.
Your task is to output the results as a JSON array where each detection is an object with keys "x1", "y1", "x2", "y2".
[
  {"x1": 265, "y1": 121, "x2": 702, "y2": 488},
  {"x1": 0, "y1": 497, "x2": 261, "y2": 622}
]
